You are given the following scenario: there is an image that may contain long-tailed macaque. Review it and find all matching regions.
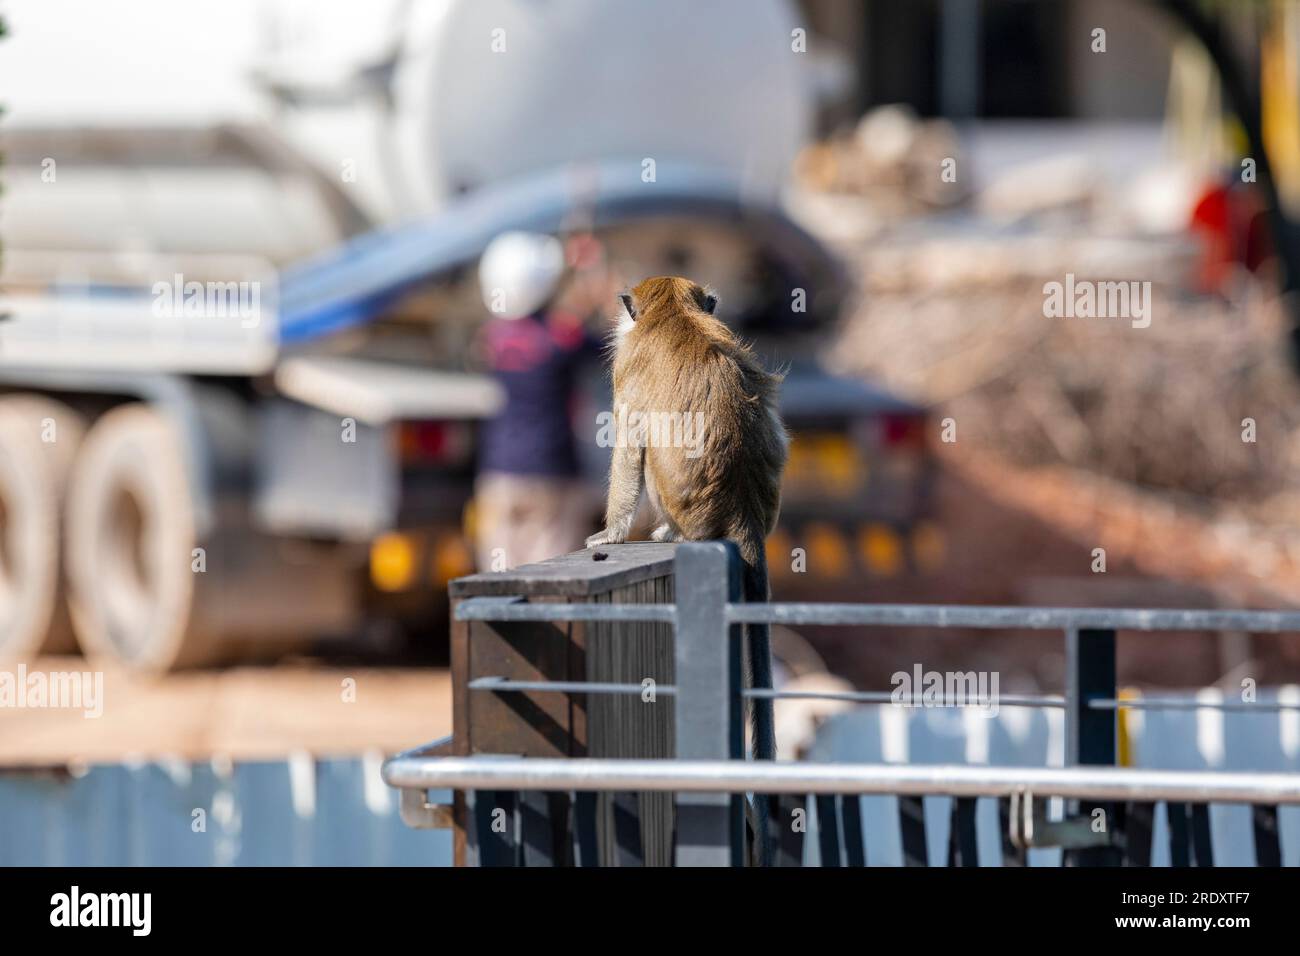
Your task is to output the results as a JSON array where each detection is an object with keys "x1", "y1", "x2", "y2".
[{"x1": 586, "y1": 276, "x2": 787, "y2": 862}]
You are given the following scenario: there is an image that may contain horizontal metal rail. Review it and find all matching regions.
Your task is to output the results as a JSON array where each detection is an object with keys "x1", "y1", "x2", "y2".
[
  {"x1": 743, "y1": 687, "x2": 1065, "y2": 708},
  {"x1": 470, "y1": 678, "x2": 1054, "y2": 708},
  {"x1": 382, "y1": 756, "x2": 1300, "y2": 805},
  {"x1": 390, "y1": 734, "x2": 454, "y2": 762},
  {"x1": 470, "y1": 676, "x2": 676, "y2": 696},
  {"x1": 456, "y1": 599, "x2": 675, "y2": 623},
  {"x1": 728, "y1": 603, "x2": 1300, "y2": 632},
  {"x1": 1089, "y1": 696, "x2": 1300, "y2": 712},
  {"x1": 457, "y1": 596, "x2": 1300, "y2": 633},
  {"x1": 471, "y1": 678, "x2": 1056, "y2": 708},
  {"x1": 468, "y1": 677, "x2": 1300, "y2": 713}
]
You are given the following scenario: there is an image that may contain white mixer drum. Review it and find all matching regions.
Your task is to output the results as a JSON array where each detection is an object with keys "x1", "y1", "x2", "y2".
[{"x1": 394, "y1": 0, "x2": 812, "y2": 206}]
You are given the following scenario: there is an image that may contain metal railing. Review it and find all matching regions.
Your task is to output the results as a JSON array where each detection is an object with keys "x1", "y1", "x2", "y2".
[
  {"x1": 384, "y1": 541, "x2": 1300, "y2": 867},
  {"x1": 384, "y1": 756, "x2": 1300, "y2": 805}
]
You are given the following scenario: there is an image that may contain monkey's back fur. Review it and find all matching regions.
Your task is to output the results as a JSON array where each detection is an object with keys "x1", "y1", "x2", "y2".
[{"x1": 613, "y1": 277, "x2": 787, "y2": 561}]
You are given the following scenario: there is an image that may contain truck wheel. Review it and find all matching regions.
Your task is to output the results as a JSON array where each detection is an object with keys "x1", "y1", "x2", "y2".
[
  {"x1": 65, "y1": 404, "x2": 216, "y2": 671},
  {"x1": 0, "y1": 395, "x2": 87, "y2": 654},
  {"x1": 0, "y1": 404, "x2": 60, "y2": 663}
]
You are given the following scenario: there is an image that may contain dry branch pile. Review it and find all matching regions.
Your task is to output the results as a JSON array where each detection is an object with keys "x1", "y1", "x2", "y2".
[
  {"x1": 789, "y1": 106, "x2": 967, "y2": 243},
  {"x1": 828, "y1": 232, "x2": 1300, "y2": 512}
]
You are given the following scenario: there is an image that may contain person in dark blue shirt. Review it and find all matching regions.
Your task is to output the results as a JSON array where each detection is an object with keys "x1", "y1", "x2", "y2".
[{"x1": 473, "y1": 232, "x2": 606, "y2": 570}]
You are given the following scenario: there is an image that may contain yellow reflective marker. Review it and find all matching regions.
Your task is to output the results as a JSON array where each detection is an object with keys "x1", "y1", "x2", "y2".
[
  {"x1": 765, "y1": 529, "x2": 793, "y2": 579},
  {"x1": 1117, "y1": 687, "x2": 1138, "y2": 768},
  {"x1": 911, "y1": 522, "x2": 946, "y2": 573},
  {"x1": 432, "y1": 534, "x2": 474, "y2": 586},
  {"x1": 814, "y1": 434, "x2": 863, "y2": 496},
  {"x1": 805, "y1": 522, "x2": 851, "y2": 578},
  {"x1": 371, "y1": 532, "x2": 416, "y2": 592},
  {"x1": 860, "y1": 523, "x2": 902, "y2": 577},
  {"x1": 784, "y1": 436, "x2": 815, "y2": 489}
]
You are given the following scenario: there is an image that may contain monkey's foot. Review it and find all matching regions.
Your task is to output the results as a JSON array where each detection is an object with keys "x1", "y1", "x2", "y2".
[{"x1": 650, "y1": 523, "x2": 680, "y2": 542}]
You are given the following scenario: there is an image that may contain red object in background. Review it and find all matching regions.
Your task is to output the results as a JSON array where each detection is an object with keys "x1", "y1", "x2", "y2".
[
  {"x1": 1189, "y1": 179, "x2": 1273, "y2": 294},
  {"x1": 1244, "y1": 206, "x2": 1273, "y2": 274},
  {"x1": 399, "y1": 421, "x2": 471, "y2": 467},
  {"x1": 401, "y1": 421, "x2": 448, "y2": 460},
  {"x1": 1189, "y1": 183, "x2": 1231, "y2": 293},
  {"x1": 879, "y1": 413, "x2": 927, "y2": 450}
]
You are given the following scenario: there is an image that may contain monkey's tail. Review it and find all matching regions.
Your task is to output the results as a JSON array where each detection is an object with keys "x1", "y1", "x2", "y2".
[
  {"x1": 742, "y1": 545, "x2": 776, "y2": 762},
  {"x1": 740, "y1": 535, "x2": 775, "y2": 865}
]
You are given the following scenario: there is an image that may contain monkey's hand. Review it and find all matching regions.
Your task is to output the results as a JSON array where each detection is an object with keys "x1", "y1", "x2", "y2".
[{"x1": 585, "y1": 528, "x2": 626, "y2": 548}]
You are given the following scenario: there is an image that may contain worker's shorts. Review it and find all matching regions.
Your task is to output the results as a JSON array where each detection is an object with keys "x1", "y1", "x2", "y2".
[{"x1": 473, "y1": 472, "x2": 596, "y2": 571}]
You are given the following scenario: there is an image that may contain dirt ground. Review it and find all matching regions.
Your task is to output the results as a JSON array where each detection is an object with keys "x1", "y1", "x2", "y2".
[{"x1": 0, "y1": 658, "x2": 452, "y2": 766}]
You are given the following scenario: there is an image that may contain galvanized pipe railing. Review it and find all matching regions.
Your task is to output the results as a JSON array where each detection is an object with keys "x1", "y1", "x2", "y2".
[
  {"x1": 455, "y1": 597, "x2": 1300, "y2": 633},
  {"x1": 382, "y1": 756, "x2": 1300, "y2": 805},
  {"x1": 394, "y1": 541, "x2": 1300, "y2": 866}
]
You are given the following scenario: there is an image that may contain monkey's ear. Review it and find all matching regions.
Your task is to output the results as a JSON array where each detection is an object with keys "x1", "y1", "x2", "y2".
[
  {"x1": 701, "y1": 291, "x2": 718, "y2": 314},
  {"x1": 619, "y1": 293, "x2": 637, "y2": 321}
]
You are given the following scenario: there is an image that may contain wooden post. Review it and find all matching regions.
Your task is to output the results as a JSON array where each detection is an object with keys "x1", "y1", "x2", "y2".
[{"x1": 448, "y1": 543, "x2": 679, "y2": 866}]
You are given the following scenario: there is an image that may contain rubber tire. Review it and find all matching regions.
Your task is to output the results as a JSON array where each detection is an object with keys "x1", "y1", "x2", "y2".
[
  {"x1": 0, "y1": 403, "x2": 60, "y2": 663},
  {"x1": 65, "y1": 404, "x2": 217, "y2": 672},
  {"x1": 0, "y1": 395, "x2": 87, "y2": 655}
]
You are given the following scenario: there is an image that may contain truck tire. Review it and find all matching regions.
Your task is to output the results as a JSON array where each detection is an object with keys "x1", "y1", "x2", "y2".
[
  {"x1": 65, "y1": 404, "x2": 218, "y2": 671},
  {"x1": 0, "y1": 395, "x2": 87, "y2": 655},
  {"x1": 0, "y1": 404, "x2": 60, "y2": 663}
]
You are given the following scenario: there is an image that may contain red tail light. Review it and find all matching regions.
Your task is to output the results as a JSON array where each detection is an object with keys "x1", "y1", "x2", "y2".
[
  {"x1": 398, "y1": 421, "x2": 471, "y2": 467},
  {"x1": 880, "y1": 413, "x2": 927, "y2": 450}
]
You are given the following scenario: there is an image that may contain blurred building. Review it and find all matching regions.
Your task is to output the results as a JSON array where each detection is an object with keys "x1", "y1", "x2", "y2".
[{"x1": 802, "y1": 0, "x2": 1176, "y2": 123}]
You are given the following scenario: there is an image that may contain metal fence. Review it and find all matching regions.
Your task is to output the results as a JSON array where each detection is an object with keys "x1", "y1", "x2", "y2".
[{"x1": 383, "y1": 541, "x2": 1300, "y2": 867}]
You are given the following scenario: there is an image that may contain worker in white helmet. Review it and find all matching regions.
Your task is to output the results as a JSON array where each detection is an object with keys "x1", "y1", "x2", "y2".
[{"x1": 472, "y1": 231, "x2": 608, "y2": 571}]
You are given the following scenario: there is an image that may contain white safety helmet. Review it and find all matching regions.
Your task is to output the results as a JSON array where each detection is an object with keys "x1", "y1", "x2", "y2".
[{"x1": 478, "y1": 231, "x2": 567, "y2": 320}]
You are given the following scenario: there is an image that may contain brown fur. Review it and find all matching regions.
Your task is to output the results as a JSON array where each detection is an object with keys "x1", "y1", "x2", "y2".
[{"x1": 586, "y1": 276, "x2": 787, "y2": 560}]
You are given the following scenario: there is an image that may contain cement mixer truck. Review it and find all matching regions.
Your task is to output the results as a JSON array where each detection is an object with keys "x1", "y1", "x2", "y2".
[{"x1": 0, "y1": 0, "x2": 933, "y2": 671}]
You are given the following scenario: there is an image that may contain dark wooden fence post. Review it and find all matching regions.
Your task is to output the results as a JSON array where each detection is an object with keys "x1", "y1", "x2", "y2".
[{"x1": 449, "y1": 543, "x2": 678, "y2": 866}]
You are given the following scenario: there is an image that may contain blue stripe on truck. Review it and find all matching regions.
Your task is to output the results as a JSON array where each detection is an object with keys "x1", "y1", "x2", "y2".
[{"x1": 275, "y1": 162, "x2": 844, "y2": 344}]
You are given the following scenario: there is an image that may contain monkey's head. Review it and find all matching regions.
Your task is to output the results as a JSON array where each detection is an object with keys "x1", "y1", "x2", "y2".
[{"x1": 618, "y1": 276, "x2": 718, "y2": 334}]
